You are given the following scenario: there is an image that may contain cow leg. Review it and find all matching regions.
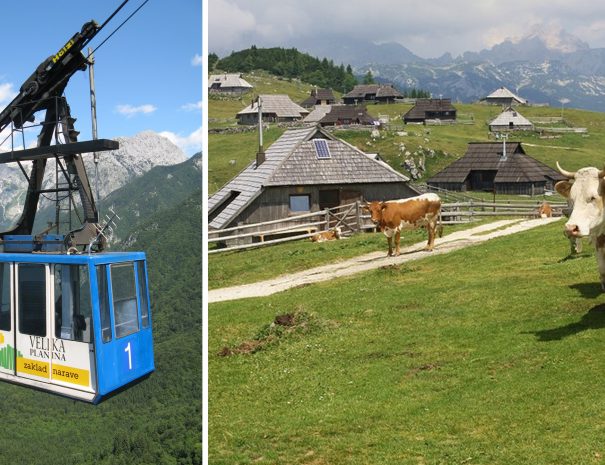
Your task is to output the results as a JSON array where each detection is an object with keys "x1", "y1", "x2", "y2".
[
  {"x1": 425, "y1": 218, "x2": 436, "y2": 251},
  {"x1": 394, "y1": 230, "x2": 401, "y2": 256},
  {"x1": 386, "y1": 234, "x2": 394, "y2": 256},
  {"x1": 570, "y1": 237, "x2": 582, "y2": 255},
  {"x1": 597, "y1": 237, "x2": 605, "y2": 291}
]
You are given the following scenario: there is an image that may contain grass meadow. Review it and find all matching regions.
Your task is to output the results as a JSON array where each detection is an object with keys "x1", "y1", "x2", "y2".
[
  {"x1": 208, "y1": 221, "x2": 503, "y2": 290},
  {"x1": 209, "y1": 220, "x2": 605, "y2": 464}
]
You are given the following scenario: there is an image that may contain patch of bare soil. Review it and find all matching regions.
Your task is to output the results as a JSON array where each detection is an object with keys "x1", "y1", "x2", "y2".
[{"x1": 218, "y1": 310, "x2": 330, "y2": 356}]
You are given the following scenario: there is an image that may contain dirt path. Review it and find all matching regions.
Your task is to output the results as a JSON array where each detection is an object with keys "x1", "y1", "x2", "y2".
[{"x1": 208, "y1": 217, "x2": 562, "y2": 303}]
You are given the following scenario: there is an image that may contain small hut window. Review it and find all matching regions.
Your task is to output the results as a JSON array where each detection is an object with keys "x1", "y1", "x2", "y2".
[{"x1": 289, "y1": 194, "x2": 311, "y2": 212}]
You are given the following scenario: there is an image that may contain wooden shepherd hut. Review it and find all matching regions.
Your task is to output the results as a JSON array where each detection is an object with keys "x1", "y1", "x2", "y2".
[
  {"x1": 312, "y1": 105, "x2": 376, "y2": 126},
  {"x1": 208, "y1": 73, "x2": 253, "y2": 95},
  {"x1": 236, "y1": 94, "x2": 309, "y2": 125},
  {"x1": 427, "y1": 142, "x2": 565, "y2": 195},
  {"x1": 208, "y1": 125, "x2": 418, "y2": 233},
  {"x1": 300, "y1": 88, "x2": 337, "y2": 108},
  {"x1": 403, "y1": 98, "x2": 457, "y2": 124},
  {"x1": 342, "y1": 84, "x2": 402, "y2": 104},
  {"x1": 489, "y1": 107, "x2": 534, "y2": 132}
]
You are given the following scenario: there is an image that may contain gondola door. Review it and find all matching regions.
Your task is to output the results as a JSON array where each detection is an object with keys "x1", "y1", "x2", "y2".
[
  {"x1": 15, "y1": 263, "x2": 52, "y2": 382},
  {"x1": 48, "y1": 264, "x2": 96, "y2": 394},
  {"x1": 15, "y1": 263, "x2": 95, "y2": 394}
]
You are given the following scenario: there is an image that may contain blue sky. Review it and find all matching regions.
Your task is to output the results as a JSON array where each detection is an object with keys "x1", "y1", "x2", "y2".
[{"x1": 0, "y1": 1, "x2": 202, "y2": 156}]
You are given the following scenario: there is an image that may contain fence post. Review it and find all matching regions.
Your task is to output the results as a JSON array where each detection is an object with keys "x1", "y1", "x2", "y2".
[
  {"x1": 325, "y1": 208, "x2": 330, "y2": 231},
  {"x1": 355, "y1": 201, "x2": 361, "y2": 232}
]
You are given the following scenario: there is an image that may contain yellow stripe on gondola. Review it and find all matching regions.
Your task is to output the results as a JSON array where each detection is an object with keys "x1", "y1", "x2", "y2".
[
  {"x1": 16, "y1": 357, "x2": 49, "y2": 378},
  {"x1": 51, "y1": 363, "x2": 90, "y2": 387}
]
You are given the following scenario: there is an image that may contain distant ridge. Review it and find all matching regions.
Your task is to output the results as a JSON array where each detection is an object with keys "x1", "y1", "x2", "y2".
[{"x1": 286, "y1": 28, "x2": 605, "y2": 112}]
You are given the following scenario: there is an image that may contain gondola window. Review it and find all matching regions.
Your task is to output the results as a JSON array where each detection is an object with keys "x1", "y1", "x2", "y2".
[
  {"x1": 96, "y1": 265, "x2": 112, "y2": 342},
  {"x1": 18, "y1": 264, "x2": 46, "y2": 337},
  {"x1": 54, "y1": 264, "x2": 92, "y2": 343},
  {"x1": 110, "y1": 263, "x2": 139, "y2": 338},
  {"x1": 0, "y1": 263, "x2": 9, "y2": 331},
  {"x1": 137, "y1": 261, "x2": 149, "y2": 328}
]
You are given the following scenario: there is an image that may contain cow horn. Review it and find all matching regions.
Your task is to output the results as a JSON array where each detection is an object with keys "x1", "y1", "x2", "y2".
[
  {"x1": 556, "y1": 161, "x2": 576, "y2": 179},
  {"x1": 600, "y1": 165, "x2": 605, "y2": 179}
]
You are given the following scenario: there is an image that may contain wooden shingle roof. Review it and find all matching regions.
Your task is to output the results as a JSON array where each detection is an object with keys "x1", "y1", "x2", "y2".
[
  {"x1": 427, "y1": 142, "x2": 565, "y2": 184},
  {"x1": 303, "y1": 105, "x2": 332, "y2": 123},
  {"x1": 483, "y1": 86, "x2": 527, "y2": 104},
  {"x1": 343, "y1": 84, "x2": 403, "y2": 100},
  {"x1": 208, "y1": 73, "x2": 253, "y2": 89},
  {"x1": 208, "y1": 126, "x2": 409, "y2": 229},
  {"x1": 266, "y1": 138, "x2": 403, "y2": 186},
  {"x1": 489, "y1": 107, "x2": 533, "y2": 130},
  {"x1": 237, "y1": 94, "x2": 309, "y2": 118}
]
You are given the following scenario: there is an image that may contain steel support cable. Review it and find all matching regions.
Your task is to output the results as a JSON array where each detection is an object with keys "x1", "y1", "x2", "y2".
[
  {"x1": 47, "y1": 0, "x2": 151, "y2": 102},
  {"x1": 87, "y1": 0, "x2": 151, "y2": 58}
]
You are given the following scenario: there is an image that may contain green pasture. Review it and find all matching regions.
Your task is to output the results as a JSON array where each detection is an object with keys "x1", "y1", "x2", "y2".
[
  {"x1": 208, "y1": 71, "x2": 605, "y2": 193},
  {"x1": 209, "y1": 70, "x2": 324, "y2": 127},
  {"x1": 208, "y1": 127, "x2": 284, "y2": 194},
  {"x1": 208, "y1": 220, "x2": 514, "y2": 290},
  {"x1": 209, "y1": 220, "x2": 605, "y2": 464}
]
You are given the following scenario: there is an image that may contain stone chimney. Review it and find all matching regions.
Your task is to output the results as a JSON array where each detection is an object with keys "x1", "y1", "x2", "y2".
[{"x1": 256, "y1": 148, "x2": 266, "y2": 167}]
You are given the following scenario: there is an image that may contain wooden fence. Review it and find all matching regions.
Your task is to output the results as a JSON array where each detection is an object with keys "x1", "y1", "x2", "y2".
[
  {"x1": 208, "y1": 199, "x2": 566, "y2": 254},
  {"x1": 208, "y1": 202, "x2": 362, "y2": 254}
]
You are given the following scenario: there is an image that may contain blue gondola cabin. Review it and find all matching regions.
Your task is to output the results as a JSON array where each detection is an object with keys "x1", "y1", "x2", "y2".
[{"x1": 0, "y1": 251, "x2": 154, "y2": 403}]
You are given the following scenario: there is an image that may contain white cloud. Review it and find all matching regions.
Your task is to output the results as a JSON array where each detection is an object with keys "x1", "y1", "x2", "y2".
[
  {"x1": 116, "y1": 104, "x2": 157, "y2": 117},
  {"x1": 182, "y1": 101, "x2": 203, "y2": 111},
  {"x1": 159, "y1": 126, "x2": 202, "y2": 155},
  {"x1": 0, "y1": 82, "x2": 17, "y2": 105},
  {"x1": 209, "y1": 0, "x2": 605, "y2": 58},
  {"x1": 191, "y1": 54, "x2": 203, "y2": 66},
  {"x1": 209, "y1": 0, "x2": 257, "y2": 53}
]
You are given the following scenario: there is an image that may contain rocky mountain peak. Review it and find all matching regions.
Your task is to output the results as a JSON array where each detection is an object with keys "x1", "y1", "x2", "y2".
[
  {"x1": 513, "y1": 25, "x2": 589, "y2": 54},
  {"x1": 86, "y1": 131, "x2": 188, "y2": 199},
  {"x1": 0, "y1": 131, "x2": 189, "y2": 229}
]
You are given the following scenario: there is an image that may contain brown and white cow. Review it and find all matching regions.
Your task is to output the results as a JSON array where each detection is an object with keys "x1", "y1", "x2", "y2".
[
  {"x1": 555, "y1": 162, "x2": 605, "y2": 287},
  {"x1": 311, "y1": 227, "x2": 342, "y2": 243},
  {"x1": 364, "y1": 193, "x2": 441, "y2": 256},
  {"x1": 538, "y1": 202, "x2": 553, "y2": 218}
]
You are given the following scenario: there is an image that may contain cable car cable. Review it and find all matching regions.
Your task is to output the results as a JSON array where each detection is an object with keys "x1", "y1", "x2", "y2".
[
  {"x1": 87, "y1": 0, "x2": 151, "y2": 58},
  {"x1": 97, "y1": 0, "x2": 132, "y2": 33},
  {"x1": 38, "y1": 0, "x2": 151, "y2": 112}
]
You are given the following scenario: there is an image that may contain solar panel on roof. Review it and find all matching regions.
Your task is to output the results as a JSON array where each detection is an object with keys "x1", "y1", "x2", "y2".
[{"x1": 314, "y1": 139, "x2": 331, "y2": 159}]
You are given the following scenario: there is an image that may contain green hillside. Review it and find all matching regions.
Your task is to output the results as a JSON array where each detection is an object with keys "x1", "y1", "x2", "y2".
[
  {"x1": 215, "y1": 47, "x2": 357, "y2": 94},
  {"x1": 0, "y1": 193, "x2": 202, "y2": 462},
  {"x1": 102, "y1": 153, "x2": 202, "y2": 242},
  {"x1": 209, "y1": 70, "x2": 319, "y2": 127},
  {"x1": 33, "y1": 153, "x2": 202, "y2": 243},
  {"x1": 209, "y1": 71, "x2": 605, "y2": 195}
]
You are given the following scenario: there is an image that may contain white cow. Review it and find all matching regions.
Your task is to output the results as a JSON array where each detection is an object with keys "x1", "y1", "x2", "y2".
[{"x1": 555, "y1": 162, "x2": 605, "y2": 288}]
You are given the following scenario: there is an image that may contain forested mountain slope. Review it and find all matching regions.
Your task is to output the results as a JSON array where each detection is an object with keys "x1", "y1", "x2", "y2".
[{"x1": 0, "y1": 187, "x2": 202, "y2": 464}]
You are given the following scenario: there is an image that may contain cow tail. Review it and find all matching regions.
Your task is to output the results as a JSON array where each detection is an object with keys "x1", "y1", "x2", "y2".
[{"x1": 437, "y1": 205, "x2": 444, "y2": 238}]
